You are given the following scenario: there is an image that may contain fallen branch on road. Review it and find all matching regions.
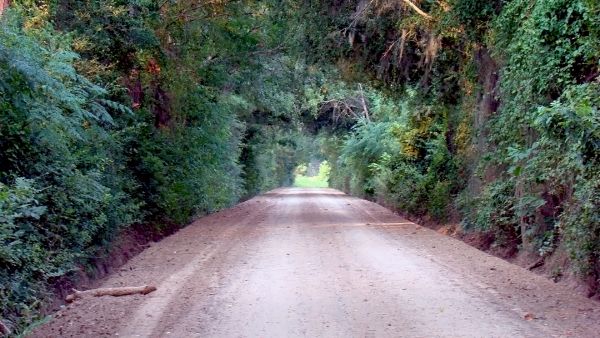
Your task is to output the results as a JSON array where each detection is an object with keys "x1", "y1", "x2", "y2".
[{"x1": 65, "y1": 285, "x2": 157, "y2": 302}]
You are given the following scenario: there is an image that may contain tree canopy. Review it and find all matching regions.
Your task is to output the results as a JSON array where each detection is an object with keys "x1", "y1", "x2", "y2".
[{"x1": 1, "y1": 0, "x2": 599, "y2": 333}]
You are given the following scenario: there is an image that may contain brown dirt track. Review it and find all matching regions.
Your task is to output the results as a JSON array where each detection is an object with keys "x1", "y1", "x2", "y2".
[{"x1": 30, "y1": 188, "x2": 600, "y2": 337}]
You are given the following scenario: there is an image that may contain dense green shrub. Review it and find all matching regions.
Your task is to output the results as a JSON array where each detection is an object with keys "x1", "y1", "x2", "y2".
[
  {"x1": 0, "y1": 9, "x2": 141, "y2": 330},
  {"x1": 526, "y1": 84, "x2": 600, "y2": 274},
  {"x1": 0, "y1": 179, "x2": 48, "y2": 329},
  {"x1": 459, "y1": 180, "x2": 519, "y2": 246},
  {"x1": 0, "y1": 2, "x2": 311, "y2": 333},
  {"x1": 1, "y1": 0, "x2": 599, "y2": 332}
]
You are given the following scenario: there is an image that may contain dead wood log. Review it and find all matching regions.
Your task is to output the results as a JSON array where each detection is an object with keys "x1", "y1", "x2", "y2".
[{"x1": 66, "y1": 285, "x2": 157, "y2": 302}]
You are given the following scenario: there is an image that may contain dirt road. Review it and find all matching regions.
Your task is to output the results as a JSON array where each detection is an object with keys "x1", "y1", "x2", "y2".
[{"x1": 32, "y1": 188, "x2": 600, "y2": 337}]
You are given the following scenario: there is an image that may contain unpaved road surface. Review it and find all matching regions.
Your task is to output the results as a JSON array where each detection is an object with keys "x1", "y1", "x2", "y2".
[{"x1": 32, "y1": 188, "x2": 600, "y2": 337}]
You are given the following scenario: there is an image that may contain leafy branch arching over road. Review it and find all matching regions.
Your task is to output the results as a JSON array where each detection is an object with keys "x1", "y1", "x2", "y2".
[{"x1": 0, "y1": 0, "x2": 599, "y2": 335}]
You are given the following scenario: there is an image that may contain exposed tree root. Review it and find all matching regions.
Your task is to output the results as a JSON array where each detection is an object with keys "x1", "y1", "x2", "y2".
[
  {"x1": 66, "y1": 285, "x2": 157, "y2": 302},
  {"x1": 528, "y1": 258, "x2": 545, "y2": 271}
]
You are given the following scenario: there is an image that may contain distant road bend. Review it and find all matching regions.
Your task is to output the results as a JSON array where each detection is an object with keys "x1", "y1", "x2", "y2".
[{"x1": 33, "y1": 188, "x2": 600, "y2": 337}]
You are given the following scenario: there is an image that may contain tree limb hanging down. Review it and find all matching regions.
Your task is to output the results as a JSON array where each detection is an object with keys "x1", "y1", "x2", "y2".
[
  {"x1": 401, "y1": 0, "x2": 432, "y2": 20},
  {"x1": 65, "y1": 285, "x2": 157, "y2": 302},
  {"x1": 358, "y1": 84, "x2": 371, "y2": 122}
]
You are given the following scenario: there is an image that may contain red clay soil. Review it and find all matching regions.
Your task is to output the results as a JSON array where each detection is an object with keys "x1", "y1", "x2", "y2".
[{"x1": 30, "y1": 188, "x2": 600, "y2": 337}]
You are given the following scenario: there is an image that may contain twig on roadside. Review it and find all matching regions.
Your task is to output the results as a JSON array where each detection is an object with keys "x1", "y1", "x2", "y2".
[{"x1": 65, "y1": 285, "x2": 157, "y2": 302}]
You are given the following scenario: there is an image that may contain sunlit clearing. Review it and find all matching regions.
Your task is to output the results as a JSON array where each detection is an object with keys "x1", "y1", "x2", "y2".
[{"x1": 293, "y1": 161, "x2": 330, "y2": 188}]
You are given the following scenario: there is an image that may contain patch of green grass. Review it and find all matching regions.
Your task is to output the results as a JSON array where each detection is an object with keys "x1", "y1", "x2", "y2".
[{"x1": 293, "y1": 175, "x2": 329, "y2": 188}]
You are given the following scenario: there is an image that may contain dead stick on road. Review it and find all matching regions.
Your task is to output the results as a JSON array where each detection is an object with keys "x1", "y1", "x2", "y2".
[{"x1": 66, "y1": 285, "x2": 157, "y2": 302}]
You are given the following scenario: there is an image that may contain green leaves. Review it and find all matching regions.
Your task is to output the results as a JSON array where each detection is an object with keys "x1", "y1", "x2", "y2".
[
  {"x1": 1, "y1": 9, "x2": 142, "y2": 332},
  {"x1": 295, "y1": 0, "x2": 599, "y2": 284},
  {"x1": 1, "y1": 0, "x2": 599, "y2": 332},
  {"x1": 0, "y1": 178, "x2": 50, "y2": 330}
]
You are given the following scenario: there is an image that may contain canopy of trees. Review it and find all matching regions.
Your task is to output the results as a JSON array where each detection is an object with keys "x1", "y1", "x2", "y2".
[{"x1": 1, "y1": 0, "x2": 598, "y2": 334}]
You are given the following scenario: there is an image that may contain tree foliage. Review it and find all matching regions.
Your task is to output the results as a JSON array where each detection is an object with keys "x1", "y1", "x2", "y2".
[
  {"x1": 1, "y1": 0, "x2": 599, "y2": 333},
  {"x1": 0, "y1": 1, "x2": 309, "y2": 333},
  {"x1": 292, "y1": 0, "x2": 600, "y2": 293}
]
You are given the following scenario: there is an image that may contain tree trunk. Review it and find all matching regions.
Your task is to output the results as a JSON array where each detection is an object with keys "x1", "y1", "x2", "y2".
[
  {"x1": 153, "y1": 84, "x2": 171, "y2": 128},
  {"x1": 126, "y1": 69, "x2": 144, "y2": 110}
]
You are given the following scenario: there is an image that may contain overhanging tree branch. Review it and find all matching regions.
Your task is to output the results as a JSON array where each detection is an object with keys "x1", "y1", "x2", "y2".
[{"x1": 401, "y1": 0, "x2": 432, "y2": 20}]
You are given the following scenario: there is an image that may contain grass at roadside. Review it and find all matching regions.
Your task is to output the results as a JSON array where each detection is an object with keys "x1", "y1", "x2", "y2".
[{"x1": 293, "y1": 175, "x2": 329, "y2": 188}]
